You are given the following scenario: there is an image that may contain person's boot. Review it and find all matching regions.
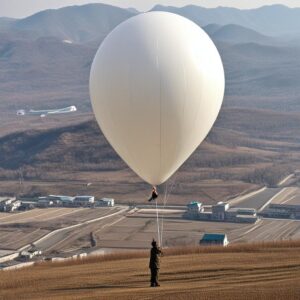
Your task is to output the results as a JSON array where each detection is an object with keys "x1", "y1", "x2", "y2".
[
  {"x1": 150, "y1": 283, "x2": 155, "y2": 287},
  {"x1": 155, "y1": 282, "x2": 160, "y2": 287}
]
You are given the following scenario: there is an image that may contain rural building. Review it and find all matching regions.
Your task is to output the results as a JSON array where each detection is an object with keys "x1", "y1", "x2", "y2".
[
  {"x1": 96, "y1": 198, "x2": 115, "y2": 207},
  {"x1": 187, "y1": 201, "x2": 202, "y2": 216},
  {"x1": 20, "y1": 248, "x2": 42, "y2": 260},
  {"x1": 0, "y1": 197, "x2": 15, "y2": 210},
  {"x1": 73, "y1": 196, "x2": 95, "y2": 207},
  {"x1": 9, "y1": 200, "x2": 21, "y2": 212},
  {"x1": 225, "y1": 208, "x2": 257, "y2": 223},
  {"x1": 20, "y1": 252, "x2": 33, "y2": 260},
  {"x1": 0, "y1": 198, "x2": 21, "y2": 212},
  {"x1": 186, "y1": 201, "x2": 257, "y2": 223},
  {"x1": 200, "y1": 233, "x2": 229, "y2": 246},
  {"x1": 212, "y1": 202, "x2": 230, "y2": 221},
  {"x1": 261, "y1": 203, "x2": 300, "y2": 219},
  {"x1": 47, "y1": 195, "x2": 74, "y2": 206},
  {"x1": 19, "y1": 201, "x2": 36, "y2": 210},
  {"x1": 37, "y1": 197, "x2": 54, "y2": 208},
  {"x1": 1, "y1": 193, "x2": 115, "y2": 211}
]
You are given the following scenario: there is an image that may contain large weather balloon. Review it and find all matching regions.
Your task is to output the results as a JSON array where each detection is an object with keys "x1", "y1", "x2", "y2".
[{"x1": 90, "y1": 12, "x2": 225, "y2": 186}]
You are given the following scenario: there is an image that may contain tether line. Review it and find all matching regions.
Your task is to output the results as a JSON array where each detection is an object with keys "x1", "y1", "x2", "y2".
[{"x1": 155, "y1": 197, "x2": 161, "y2": 247}]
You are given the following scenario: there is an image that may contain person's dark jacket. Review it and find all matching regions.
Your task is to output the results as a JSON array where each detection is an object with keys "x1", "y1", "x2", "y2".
[{"x1": 149, "y1": 246, "x2": 162, "y2": 269}]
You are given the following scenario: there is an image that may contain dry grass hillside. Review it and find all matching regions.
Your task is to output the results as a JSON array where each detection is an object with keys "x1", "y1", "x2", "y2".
[
  {"x1": 1, "y1": 107, "x2": 300, "y2": 204},
  {"x1": 1, "y1": 240, "x2": 300, "y2": 300}
]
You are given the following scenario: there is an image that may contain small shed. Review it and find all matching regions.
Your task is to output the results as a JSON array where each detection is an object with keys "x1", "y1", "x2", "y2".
[
  {"x1": 200, "y1": 233, "x2": 229, "y2": 246},
  {"x1": 96, "y1": 198, "x2": 115, "y2": 207},
  {"x1": 187, "y1": 201, "x2": 202, "y2": 213},
  {"x1": 73, "y1": 196, "x2": 95, "y2": 206}
]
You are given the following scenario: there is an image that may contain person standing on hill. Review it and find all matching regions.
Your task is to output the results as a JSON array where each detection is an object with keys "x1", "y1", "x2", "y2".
[{"x1": 149, "y1": 239, "x2": 163, "y2": 287}]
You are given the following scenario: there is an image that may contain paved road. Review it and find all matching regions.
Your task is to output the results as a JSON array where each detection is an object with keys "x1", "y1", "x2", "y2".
[{"x1": 231, "y1": 188, "x2": 281, "y2": 210}]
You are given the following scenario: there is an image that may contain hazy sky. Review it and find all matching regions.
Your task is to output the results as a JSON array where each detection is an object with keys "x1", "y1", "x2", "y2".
[{"x1": 1, "y1": 0, "x2": 300, "y2": 18}]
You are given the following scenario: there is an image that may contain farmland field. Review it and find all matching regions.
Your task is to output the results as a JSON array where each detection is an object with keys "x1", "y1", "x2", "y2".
[{"x1": 1, "y1": 206, "x2": 300, "y2": 255}]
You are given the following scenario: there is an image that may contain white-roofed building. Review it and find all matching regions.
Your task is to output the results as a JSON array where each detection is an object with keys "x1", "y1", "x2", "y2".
[
  {"x1": 46, "y1": 195, "x2": 74, "y2": 207},
  {"x1": 186, "y1": 200, "x2": 258, "y2": 223},
  {"x1": 96, "y1": 198, "x2": 115, "y2": 207},
  {"x1": 186, "y1": 201, "x2": 202, "y2": 218},
  {"x1": 0, "y1": 197, "x2": 20, "y2": 212},
  {"x1": 200, "y1": 233, "x2": 229, "y2": 246},
  {"x1": 212, "y1": 202, "x2": 229, "y2": 221},
  {"x1": 73, "y1": 196, "x2": 95, "y2": 207}
]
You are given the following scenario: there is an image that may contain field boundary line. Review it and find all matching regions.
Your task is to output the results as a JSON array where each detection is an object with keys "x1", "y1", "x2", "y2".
[
  {"x1": 20, "y1": 206, "x2": 129, "y2": 251},
  {"x1": 228, "y1": 187, "x2": 267, "y2": 206},
  {"x1": 278, "y1": 173, "x2": 294, "y2": 186},
  {"x1": 258, "y1": 188, "x2": 287, "y2": 212}
]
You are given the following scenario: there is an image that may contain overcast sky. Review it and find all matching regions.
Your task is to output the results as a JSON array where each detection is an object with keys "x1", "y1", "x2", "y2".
[{"x1": 1, "y1": 0, "x2": 300, "y2": 18}]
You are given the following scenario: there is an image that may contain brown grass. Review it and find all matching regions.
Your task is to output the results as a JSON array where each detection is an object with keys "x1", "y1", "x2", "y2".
[{"x1": 1, "y1": 240, "x2": 300, "y2": 300}]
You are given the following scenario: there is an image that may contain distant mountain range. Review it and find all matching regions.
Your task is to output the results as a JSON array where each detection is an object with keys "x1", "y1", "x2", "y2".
[
  {"x1": 1, "y1": 4, "x2": 300, "y2": 43},
  {"x1": 152, "y1": 4, "x2": 300, "y2": 37},
  {"x1": 206, "y1": 24, "x2": 273, "y2": 45},
  {"x1": 1, "y1": 4, "x2": 135, "y2": 43},
  {"x1": 0, "y1": 3, "x2": 300, "y2": 114}
]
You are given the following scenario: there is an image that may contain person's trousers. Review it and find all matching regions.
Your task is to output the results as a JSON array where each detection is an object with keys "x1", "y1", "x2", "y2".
[
  {"x1": 149, "y1": 195, "x2": 158, "y2": 202},
  {"x1": 150, "y1": 267, "x2": 159, "y2": 285}
]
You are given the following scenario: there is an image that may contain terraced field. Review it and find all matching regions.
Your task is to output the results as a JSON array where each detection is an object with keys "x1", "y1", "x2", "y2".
[
  {"x1": 1, "y1": 206, "x2": 300, "y2": 254},
  {"x1": 0, "y1": 207, "x2": 121, "y2": 251}
]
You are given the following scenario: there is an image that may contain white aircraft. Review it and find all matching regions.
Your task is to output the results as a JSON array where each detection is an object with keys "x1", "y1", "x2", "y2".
[{"x1": 17, "y1": 106, "x2": 77, "y2": 117}]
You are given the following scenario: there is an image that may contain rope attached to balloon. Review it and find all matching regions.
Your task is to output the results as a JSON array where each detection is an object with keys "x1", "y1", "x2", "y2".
[
  {"x1": 155, "y1": 176, "x2": 177, "y2": 248},
  {"x1": 155, "y1": 197, "x2": 161, "y2": 247}
]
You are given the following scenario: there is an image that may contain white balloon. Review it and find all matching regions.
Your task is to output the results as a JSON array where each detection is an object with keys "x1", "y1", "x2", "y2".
[{"x1": 90, "y1": 12, "x2": 225, "y2": 186}]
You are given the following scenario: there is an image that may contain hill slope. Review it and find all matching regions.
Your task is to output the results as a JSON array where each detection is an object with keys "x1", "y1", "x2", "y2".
[
  {"x1": 0, "y1": 35, "x2": 94, "y2": 113},
  {"x1": 1, "y1": 35, "x2": 300, "y2": 115},
  {"x1": 10, "y1": 4, "x2": 135, "y2": 43},
  {"x1": 211, "y1": 24, "x2": 272, "y2": 44},
  {"x1": 151, "y1": 4, "x2": 300, "y2": 37},
  {"x1": 0, "y1": 107, "x2": 299, "y2": 203},
  {"x1": 1, "y1": 241, "x2": 300, "y2": 300}
]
